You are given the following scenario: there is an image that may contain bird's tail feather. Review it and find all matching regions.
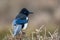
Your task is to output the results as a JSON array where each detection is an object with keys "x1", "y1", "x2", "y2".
[{"x1": 13, "y1": 25, "x2": 22, "y2": 37}]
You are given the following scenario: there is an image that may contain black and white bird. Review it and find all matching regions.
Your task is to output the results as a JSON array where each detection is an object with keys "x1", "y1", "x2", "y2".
[{"x1": 12, "y1": 8, "x2": 32, "y2": 37}]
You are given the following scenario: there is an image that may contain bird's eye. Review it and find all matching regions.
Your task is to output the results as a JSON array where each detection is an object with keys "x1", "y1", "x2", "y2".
[{"x1": 24, "y1": 11, "x2": 26, "y2": 13}]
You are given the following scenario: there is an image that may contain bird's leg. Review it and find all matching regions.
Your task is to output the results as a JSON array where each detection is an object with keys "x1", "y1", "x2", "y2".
[
  {"x1": 19, "y1": 31, "x2": 26, "y2": 40},
  {"x1": 15, "y1": 32, "x2": 22, "y2": 40}
]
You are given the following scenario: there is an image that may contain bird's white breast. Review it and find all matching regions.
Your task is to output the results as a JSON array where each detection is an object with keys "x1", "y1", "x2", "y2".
[{"x1": 22, "y1": 17, "x2": 28, "y2": 30}]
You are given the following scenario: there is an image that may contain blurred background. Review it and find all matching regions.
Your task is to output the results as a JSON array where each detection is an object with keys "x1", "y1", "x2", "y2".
[{"x1": 0, "y1": 0, "x2": 60, "y2": 40}]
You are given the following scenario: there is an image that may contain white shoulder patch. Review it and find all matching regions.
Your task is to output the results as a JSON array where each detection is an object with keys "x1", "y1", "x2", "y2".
[{"x1": 26, "y1": 17, "x2": 28, "y2": 20}]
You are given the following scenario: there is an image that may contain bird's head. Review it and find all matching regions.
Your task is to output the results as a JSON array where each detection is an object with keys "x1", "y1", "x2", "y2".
[{"x1": 20, "y1": 8, "x2": 33, "y2": 16}]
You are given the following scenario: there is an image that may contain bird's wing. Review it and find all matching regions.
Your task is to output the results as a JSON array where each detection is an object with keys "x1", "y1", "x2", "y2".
[
  {"x1": 12, "y1": 19, "x2": 17, "y2": 26},
  {"x1": 13, "y1": 25, "x2": 22, "y2": 36}
]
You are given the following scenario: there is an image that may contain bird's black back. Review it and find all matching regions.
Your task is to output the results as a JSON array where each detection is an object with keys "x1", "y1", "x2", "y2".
[{"x1": 15, "y1": 13, "x2": 26, "y2": 20}]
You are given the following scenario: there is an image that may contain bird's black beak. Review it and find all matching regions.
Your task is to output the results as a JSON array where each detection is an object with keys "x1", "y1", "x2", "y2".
[{"x1": 29, "y1": 12, "x2": 33, "y2": 14}]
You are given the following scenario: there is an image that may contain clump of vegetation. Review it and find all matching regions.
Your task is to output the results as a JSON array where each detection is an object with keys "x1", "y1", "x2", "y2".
[{"x1": 2, "y1": 24, "x2": 59, "y2": 40}]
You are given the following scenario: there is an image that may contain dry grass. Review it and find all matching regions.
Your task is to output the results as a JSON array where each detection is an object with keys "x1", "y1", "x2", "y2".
[{"x1": 2, "y1": 24, "x2": 59, "y2": 40}]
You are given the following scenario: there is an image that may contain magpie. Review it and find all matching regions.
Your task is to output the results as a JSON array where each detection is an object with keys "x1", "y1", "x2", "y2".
[{"x1": 12, "y1": 8, "x2": 32, "y2": 37}]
